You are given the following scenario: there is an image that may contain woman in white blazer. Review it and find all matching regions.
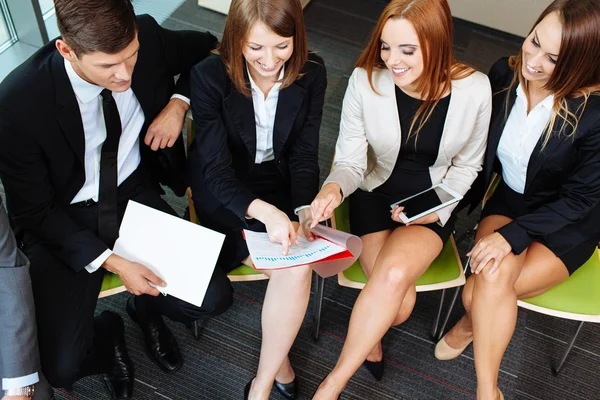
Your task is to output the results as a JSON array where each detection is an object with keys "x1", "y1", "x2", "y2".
[{"x1": 309, "y1": 0, "x2": 491, "y2": 397}]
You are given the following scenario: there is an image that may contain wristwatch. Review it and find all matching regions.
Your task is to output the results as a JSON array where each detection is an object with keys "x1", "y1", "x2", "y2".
[{"x1": 4, "y1": 385, "x2": 35, "y2": 397}]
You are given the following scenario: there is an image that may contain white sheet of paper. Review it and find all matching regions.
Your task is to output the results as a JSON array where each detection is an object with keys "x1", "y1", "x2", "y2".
[
  {"x1": 244, "y1": 230, "x2": 346, "y2": 270},
  {"x1": 113, "y1": 201, "x2": 225, "y2": 308}
]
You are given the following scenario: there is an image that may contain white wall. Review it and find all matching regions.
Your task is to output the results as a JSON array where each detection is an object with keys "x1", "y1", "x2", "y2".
[{"x1": 448, "y1": 0, "x2": 553, "y2": 37}]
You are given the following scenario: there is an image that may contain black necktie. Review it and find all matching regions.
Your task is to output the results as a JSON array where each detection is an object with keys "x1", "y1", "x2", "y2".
[{"x1": 98, "y1": 89, "x2": 121, "y2": 246}]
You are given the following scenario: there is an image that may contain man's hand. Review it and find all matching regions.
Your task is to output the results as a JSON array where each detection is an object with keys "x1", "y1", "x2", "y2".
[
  {"x1": 103, "y1": 254, "x2": 166, "y2": 296},
  {"x1": 144, "y1": 98, "x2": 189, "y2": 151}
]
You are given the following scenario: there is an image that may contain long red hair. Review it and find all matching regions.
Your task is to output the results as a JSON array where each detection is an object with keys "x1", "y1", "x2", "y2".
[{"x1": 357, "y1": 0, "x2": 474, "y2": 139}]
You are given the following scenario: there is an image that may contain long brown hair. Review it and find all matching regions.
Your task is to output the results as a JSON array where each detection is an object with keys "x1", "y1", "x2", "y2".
[
  {"x1": 507, "y1": 0, "x2": 600, "y2": 147},
  {"x1": 218, "y1": 0, "x2": 308, "y2": 97},
  {"x1": 356, "y1": 0, "x2": 474, "y2": 140}
]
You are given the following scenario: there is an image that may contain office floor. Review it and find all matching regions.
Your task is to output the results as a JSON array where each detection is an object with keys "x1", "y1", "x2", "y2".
[{"x1": 1, "y1": 0, "x2": 598, "y2": 399}]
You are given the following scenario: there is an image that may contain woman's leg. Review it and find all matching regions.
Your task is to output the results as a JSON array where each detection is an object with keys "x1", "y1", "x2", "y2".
[
  {"x1": 357, "y1": 231, "x2": 417, "y2": 361},
  {"x1": 357, "y1": 231, "x2": 390, "y2": 362},
  {"x1": 471, "y1": 241, "x2": 569, "y2": 399},
  {"x1": 444, "y1": 215, "x2": 567, "y2": 348},
  {"x1": 314, "y1": 226, "x2": 443, "y2": 399},
  {"x1": 442, "y1": 216, "x2": 569, "y2": 400},
  {"x1": 248, "y1": 265, "x2": 313, "y2": 400}
]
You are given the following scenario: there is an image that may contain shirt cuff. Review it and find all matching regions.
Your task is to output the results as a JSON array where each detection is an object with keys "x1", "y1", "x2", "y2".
[
  {"x1": 2, "y1": 372, "x2": 39, "y2": 390},
  {"x1": 170, "y1": 94, "x2": 190, "y2": 105},
  {"x1": 85, "y1": 249, "x2": 113, "y2": 273}
]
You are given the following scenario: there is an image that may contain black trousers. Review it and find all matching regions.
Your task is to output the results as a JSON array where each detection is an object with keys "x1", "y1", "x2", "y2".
[{"x1": 24, "y1": 170, "x2": 233, "y2": 388}]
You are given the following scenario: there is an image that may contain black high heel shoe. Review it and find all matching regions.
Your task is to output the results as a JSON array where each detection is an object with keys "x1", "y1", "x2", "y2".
[
  {"x1": 274, "y1": 378, "x2": 298, "y2": 399},
  {"x1": 244, "y1": 379, "x2": 253, "y2": 400},
  {"x1": 363, "y1": 357, "x2": 384, "y2": 381}
]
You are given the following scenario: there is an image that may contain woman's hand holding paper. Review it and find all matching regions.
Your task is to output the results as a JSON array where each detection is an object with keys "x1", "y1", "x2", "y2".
[{"x1": 310, "y1": 183, "x2": 343, "y2": 228}]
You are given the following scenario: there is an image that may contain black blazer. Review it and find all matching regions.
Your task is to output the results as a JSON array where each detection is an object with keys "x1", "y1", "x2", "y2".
[
  {"x1": 476, "y1": 57, "x2": 600, "y2": 254},
  {"x1": 188, "y1": 53, "x2": 327, "y2": 220},
  {"x1": 0, "y1": 15, "x2": 217, "y2": 271}
]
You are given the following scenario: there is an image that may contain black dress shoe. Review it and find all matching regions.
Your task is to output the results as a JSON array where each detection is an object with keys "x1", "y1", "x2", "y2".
[
  {"x1": 126, "y1": 296, "x2": 183, "y2": 372},
  {"x1": 363, "y1": 358, "x2": 384, "y2": 381},
  {"x1": 100, "y1": 311, "x2": 134, "y2": 400},
  {"x1": 274, "y1": 378, "x2": 298, "y2": 399}
]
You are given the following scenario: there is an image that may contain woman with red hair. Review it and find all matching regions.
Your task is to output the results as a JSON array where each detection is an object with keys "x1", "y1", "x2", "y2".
[{"x1": 309, "y1": 0, "x2": 491, "y2": 397}]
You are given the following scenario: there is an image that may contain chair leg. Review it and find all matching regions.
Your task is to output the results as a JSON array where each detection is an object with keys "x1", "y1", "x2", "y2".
[
  {"x1": 431, "y1": 289, "x2": 447, "y2": 340},
  {"x1": 553, "y1": 321, "x2": 585, "y2": 375},
  {"x1": 436, "y1": 285, "x2": 463, "y2": 341},
  {"x1": 312, "y1": 272, "x2": 325, "y2": 341},
  {"x1": 188, "y1": 319, "x2": 207, "y2": 341}
]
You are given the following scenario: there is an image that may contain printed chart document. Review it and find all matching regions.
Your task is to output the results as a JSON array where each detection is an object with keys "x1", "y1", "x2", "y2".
[
  {"x1": 113, "y1": 201, "x2": 225, "y2": 308},
  {"x1": 244, "y1": 225, "x2": 362, "y2": 278}
]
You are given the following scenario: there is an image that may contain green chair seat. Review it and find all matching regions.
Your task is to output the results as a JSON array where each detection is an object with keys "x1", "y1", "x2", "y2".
[
  {"x1": 519, "y1": 249, "x2": 600, "y2": 318},
  {"x1": 99, "y1": 273, "x2": 126, "y2": 298},
  {"x1": 228, "y1": 264, "x2": 268, "y2": 281}
]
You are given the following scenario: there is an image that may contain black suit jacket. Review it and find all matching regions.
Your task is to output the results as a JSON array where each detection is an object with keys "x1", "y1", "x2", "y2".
[
  {"x1": 476, "y1": 57, "x2": 600, "y2": 254},
  {"x1": 188, "y1": 53, "x2": 327, "y2": 220},
  {"x1": 0, "y1": 15, "x2": 217, "y2": 271}
]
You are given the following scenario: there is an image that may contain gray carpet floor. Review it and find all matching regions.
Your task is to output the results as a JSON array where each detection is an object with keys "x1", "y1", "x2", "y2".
[{"x1": 1, "y1": 0, "x2": 599, "y2": 399}]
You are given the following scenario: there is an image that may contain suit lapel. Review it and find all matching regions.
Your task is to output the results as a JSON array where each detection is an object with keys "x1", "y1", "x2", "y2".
[
  {"x1": 486, "y1": 86, "x2": 517, "y2": 180},
  {"x1": 224, "y1": 87, "x2": 257, "y2": 157},
  {"x1": 52, "y1": 52, "x2": 85, "y2": 165},
  {"x1": 273, "y1": 83, "x2": 306, "y2": 159},
  {"x1": 132, "y1": 70, "x2": 152, "y2": 124}
]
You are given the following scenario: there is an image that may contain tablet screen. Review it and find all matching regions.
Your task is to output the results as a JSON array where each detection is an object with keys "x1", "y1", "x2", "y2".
[{"x1": 395, "y1": 186, "x2": 457, "y2": 219}]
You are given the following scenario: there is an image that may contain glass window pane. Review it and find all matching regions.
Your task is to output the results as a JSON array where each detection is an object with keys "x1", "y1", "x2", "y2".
[
  {"x1": 39, "y1": 0, "x2": 53, "y2": 15},
  {"x1": 0, "y1": 9, "x2": 9, "y2": 47}
]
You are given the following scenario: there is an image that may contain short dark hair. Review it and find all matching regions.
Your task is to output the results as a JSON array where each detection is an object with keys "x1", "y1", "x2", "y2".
[{"x1": 55, "y1": 0, "x2": 138, "y2": 56}]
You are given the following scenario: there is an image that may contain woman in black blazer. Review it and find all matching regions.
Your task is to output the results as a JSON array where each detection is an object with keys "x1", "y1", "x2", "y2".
[
  {"x1": 188, "y1": 0, "x2": 326, "y2": 399},
  {"x1": 435, "y1": 1, "x2": 600, "y2": 398}
]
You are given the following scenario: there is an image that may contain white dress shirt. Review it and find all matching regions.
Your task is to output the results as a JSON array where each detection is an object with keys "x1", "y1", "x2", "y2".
[
  {"x1": 247, "y1": 65, "x2": 284, "y2": 164},
  {"x1": 2, "y1": 372, "x2": 39, "y2": 391},
  {"x1": 497, "y1": 84, "x2": 554, "y2": 194},
  {"x1": 64, "y1": 60, "x2": 189, "y2": 273}
]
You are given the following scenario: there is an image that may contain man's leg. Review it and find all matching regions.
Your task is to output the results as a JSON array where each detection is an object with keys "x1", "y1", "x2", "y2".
[{"x1": 26, "y1": 237, "x2": 113, "y2": 388}]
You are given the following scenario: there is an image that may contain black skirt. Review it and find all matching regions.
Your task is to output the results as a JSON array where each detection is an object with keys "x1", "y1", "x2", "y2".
[
  {"x1": 349, "y1": 189, "x2": 456, "y2": 244},
  {"x1": 480, "y1": 181, "x2": 597, "y2": 275},
  {"x1": 194, "y1": 161, "x2": 296, "y2": 273}
]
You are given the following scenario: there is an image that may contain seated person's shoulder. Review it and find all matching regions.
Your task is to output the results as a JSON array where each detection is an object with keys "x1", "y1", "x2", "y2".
[
  {"x1": 135, "y1": 14, "x2": 160, "y2": 33},
  {"x1": 298, "y1": 52, "x2": 326, "y2": 84},
  {"x1": 488, "y1": 57, "x2": 513, "y2": 90},
  {"x1": 0, "y1": 41, "x2": 56, "y2": 114},
  {"x1": 193, "y1": 53, "x2": 226, "y2": 77}
]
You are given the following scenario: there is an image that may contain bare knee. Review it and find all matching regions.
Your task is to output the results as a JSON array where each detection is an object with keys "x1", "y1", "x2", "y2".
[
  {"x1": 273, "y1": 265, "x2": 312, "y2": 289},
  {"x1": 376, "y1": 262, "x2": 411, "y2": 294},
  {"x1": 473, "y1": 260, "x2": 517, "y2": 293}
]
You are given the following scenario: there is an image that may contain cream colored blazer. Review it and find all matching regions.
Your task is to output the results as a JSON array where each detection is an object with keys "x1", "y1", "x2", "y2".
[{"x1": 324, "y1": 67, "x2": 492, "y2": 225}]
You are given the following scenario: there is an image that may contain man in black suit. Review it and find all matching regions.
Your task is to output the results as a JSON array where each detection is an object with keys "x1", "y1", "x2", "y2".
[{"x1": 0, "y1": 0, "x2": 233, "y2": 398}]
